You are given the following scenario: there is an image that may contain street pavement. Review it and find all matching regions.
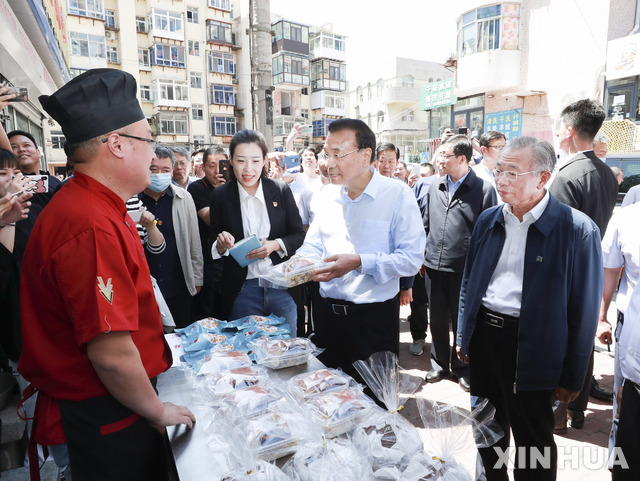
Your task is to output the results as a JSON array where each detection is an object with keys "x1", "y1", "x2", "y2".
[{"x1": 397, "y1": 303, "x2": 616, "y2": 481}]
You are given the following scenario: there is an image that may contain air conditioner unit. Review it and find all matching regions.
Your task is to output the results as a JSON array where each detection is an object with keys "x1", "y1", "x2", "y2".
[
  {"x1": 232, "y1": 78, "x2": 238, "y2": 84},
  {"x1": 105, "y1": 31, "x2": 116, "y2": 40}
]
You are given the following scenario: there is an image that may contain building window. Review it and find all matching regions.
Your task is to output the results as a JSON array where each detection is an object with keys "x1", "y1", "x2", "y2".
[
  {"x1": 324, "y1": 92, "x2": 345, "y2": 110},
  {"x1": 192, "y1": 104, "x2": 204, "y2": 121},
  {"x1": 402, "y1": 75, "x2": 414, "y2": 87},
  {"x1": 188, "y1": 40, "x2": 200, "y2": 56},
  {"x1": 377, "y1": 111, "x2": 385, "y2": 129},
  {"x1": 69, "y1": 68, "x2": 87, "y2": 78},
  {"x1": 106, "y1": 46, "x2": 119, "y2": 64},
  {"x1": 208, "y1": 0, "x2": 231, "y2": 10},
  {"x1": 138, "y1": 48, "x2": 150, "y2": 67},
  {"x1": 51, "y1": 131, "x2": 66, "y2": 149},
  {"x1": 377, "y1": 79, "x2": 384, "y2": 97},
  {"x1": 208, "y1": 51, "x2": 235, "y2": 74},
  {"x1": 211, "y1": 85, "x2": 235, "y2": 105},
  {"x1": 157, "y1": 80, "x2": 189, "y2": 102},
  {"x1": 187, "y1": 6, "x2": 199, "y2": 23},
  {"x1": 68, "y1": 0, "x2": 104, "y2": 20},
  {"x1": 207, "y1": 20, "x2": 232, "y2": 44},
  {"x1": 401, "y1": 110, "x2": 414, "y2": 122},
  {"x1": 70, "y1": 32, "x2": 106, "y2": 58},
  {"x1": 193, "y1": 135, "x2": 205, "y2": 147},
  {"x1": 136, "y1": 16, "x2": 147, "y2": 33},
  {"x1": 212, "y1": 116, "x2": 236, "y2": 136},
  {"x1": 105, "y1": 10, "x2": 116, "y2": 29},
  {"x1": 140, "y1": 85, "x2": 152, "y2": 102},
  {"x1": 151, "y1": 44, "x2": 186, "y2": 68},
  {"x1": 272, "y1": 21, "x2": 309, "y2": 43},
  {"x1": 158, "y1": 113, "x2": 189, "y2": 135},
  {"x1": 457, "y1": 4, "x2": 515, "y2": 58},
  {"x1": 190, "y1": 72, "x2": 202, "y2": 89},
  {"x1": 151, "y1": 9, "x2": 183, "y2": 34},
  {"x1": 272, "y1": 54, "x2": 309, "y2": 86}
]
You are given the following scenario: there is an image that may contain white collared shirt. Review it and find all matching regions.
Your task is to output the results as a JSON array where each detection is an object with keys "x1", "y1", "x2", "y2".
[
  {"x1": 447, "y1": 169, "x2": 471, "y2": 203},
  {"x1": 212, "y1": 180, "x2": 286, "y2": 279},
  {"x1": 481, "y1": 191, "x2": 550, "y2": 316}
]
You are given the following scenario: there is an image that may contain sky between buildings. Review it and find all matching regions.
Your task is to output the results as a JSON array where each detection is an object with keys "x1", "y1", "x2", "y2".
[{"x1": 270, "y1": 0, "x2": 466, "y2": 87}]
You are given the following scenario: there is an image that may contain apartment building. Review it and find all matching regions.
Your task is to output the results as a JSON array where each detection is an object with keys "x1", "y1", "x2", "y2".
[{"x1": 350, "y1": 57, "x2": 451, "y2": 162}]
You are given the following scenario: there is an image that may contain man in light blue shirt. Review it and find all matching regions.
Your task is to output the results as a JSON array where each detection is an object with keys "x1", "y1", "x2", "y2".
[{"x1": 296, "y1": 118, "x2": 425, "y2": 381}]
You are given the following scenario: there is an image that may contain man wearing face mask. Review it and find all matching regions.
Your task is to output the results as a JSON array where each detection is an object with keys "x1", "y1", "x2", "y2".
[{"x1": 139, "y1": 145, "x2": 203, "y2": 328}]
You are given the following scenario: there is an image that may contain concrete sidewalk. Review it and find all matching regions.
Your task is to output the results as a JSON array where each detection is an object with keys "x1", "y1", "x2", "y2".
[{"x1": 397, "y1": 305, "x2": 616, "y2": 481}]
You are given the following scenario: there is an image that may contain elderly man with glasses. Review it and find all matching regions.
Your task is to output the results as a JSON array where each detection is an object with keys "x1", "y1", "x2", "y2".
[
  {"x1": 295, "y1": 118, "x2": 425, "y2": 391},
  {"x1": 456, "y1": 136, "x2": 602, "y2": 481}
]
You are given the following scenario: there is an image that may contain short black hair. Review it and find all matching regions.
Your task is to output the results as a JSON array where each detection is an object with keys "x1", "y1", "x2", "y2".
[
  {"x1": 376, "y1": 143, "x2": 400, "y2": 161},
  {"x1": 560, "y1": 99, "x2": 605, "y2": 141},
  {"x1": 479, "y1": 130, "x2": 506, "y2": 148},
  {"x1": 445, "y1": 134, "x2": 473, "y2": 162},
  {"x1": 191, "y1": 148, "x2": 205, "y2": 158},
  {"x1": 8, "y1": 130, "x2": 38, "y2": 149},
  {"x1": 327, "y1": 118, "x2": 376, "y2": 163},
  {"x1": 422, "y1": 163, "x2": 435, "y2": 175},
  {"x1": 0, "y1": 148, "x2": 18, "y2": 170}
]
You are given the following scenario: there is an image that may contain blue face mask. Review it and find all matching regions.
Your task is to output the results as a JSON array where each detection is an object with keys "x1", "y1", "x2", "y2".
[{"x1": 148, "y1": 173, "x2": 172, "y2": 192}]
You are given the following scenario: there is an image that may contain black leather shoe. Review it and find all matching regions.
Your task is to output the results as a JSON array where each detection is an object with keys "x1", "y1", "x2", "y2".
[
  {"x1": 425, "y1": 369, "x2": 448, "y2": 383},
  {"x1": 458, "y1": 376, "x2": 471, "y2": 392},
  {"x1": 590, "y1": 377, "x2": 614, "y2": 402},
  {"x1": 569, "y1": 409, "x2": 585, "y2": 429}
]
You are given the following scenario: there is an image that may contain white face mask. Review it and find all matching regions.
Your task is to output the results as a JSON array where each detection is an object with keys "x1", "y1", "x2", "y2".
[{"x1": 148, "y1": 173, "x2": 172, "y2": 192}]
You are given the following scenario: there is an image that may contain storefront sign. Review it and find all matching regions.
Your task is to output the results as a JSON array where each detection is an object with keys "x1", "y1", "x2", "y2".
[
  {"x1": 484, "y1": 109, "x2": 522, "y2": 140},
  {"x1": 420, "y1": 79, "x2": 457, "y2": 110},
  {"x1": 606, "y1": 34, "x2": 640, "y2": 81}
]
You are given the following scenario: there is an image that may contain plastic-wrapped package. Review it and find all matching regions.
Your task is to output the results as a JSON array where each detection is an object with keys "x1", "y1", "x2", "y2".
[
  {"x1": 218, "y1": 385, "x2": 284, "y2": 420},
  {"x1": 411, "y1": 397, "x2": 504, "y2": 481},
  {"x1": 175, "y1": 317, "x2": 228, "y2": 338},
  {"x1": 283, "y1": 436, "x2": 372, "y2": 481},
  {"x1": 253, "y1": 338, "x2": 320, "y2": 370},
  {"x1": 286, "y1": 369, "x2": 357, "y2": 399},
  {"x1": 399, "y1": 451, "x2": 471, "y2": 481},
  {"x1": 221, "y1": 460, "x2": 294, "y2": 481},
  {"x1": 259, "y1": 257, "x2": 328, "y2": 289},
  {"x1": 237, "y1": 401, "x2": 322, "y2": 461},
  {"x1": 202, "y1": 365, "x2": 269, "y2": 396},
  {"x1": 183, "y1": 332, "x2": 235, "y2": 352},
  {"x1": 351, "y1": 351, "x2": 424, "y2": 479},
  {"x1": 228, "y1": 314, "x2": 287, "y2": 330},
  {"x1": 301, "y1": 388, "x2": 376, "y2": 438},
  {"x1": 197, "y1": 351, "x2": 252, "y2": 375}
]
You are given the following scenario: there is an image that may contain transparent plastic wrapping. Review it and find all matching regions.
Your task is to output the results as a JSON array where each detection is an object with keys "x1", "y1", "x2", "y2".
[
  {"x1": 413, "y1": 397, "x2": 504, "y2": 481},
  {"x1": 352, "y1": 352, "x2": 425, "y2": 479},
  {"x1": 259, "y1": 257, "x2": 328, "y2": 289},
  {"x1": 236, "y1": 400, "x2": 322, "y2": 461},
  {"x1": 218, "y1": 385, "x2": 284, "y2": 421},
  {"x1": 253, "y1": 338, "x2": 321, "y2": 370},
  {"x1": 196, "y1": 351, "x2": 252, "y2": 375},
  {"x1": 286, "y1": 369, "x2": 358, "y2": 400},
  {"x1": 300, "y1": 388, "x2": 376, "y2": 438},
  {"x1": 283, "y1": 436, "x2": 373, "y2": 481},
  {"x1": 201, "y1": 365, "x2": 269, "y2": 397}
]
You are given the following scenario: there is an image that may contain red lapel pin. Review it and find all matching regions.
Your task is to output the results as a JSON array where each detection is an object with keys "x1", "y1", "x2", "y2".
[{"x1": 273, "y1": 202, "x2": 278, "y2": 207}]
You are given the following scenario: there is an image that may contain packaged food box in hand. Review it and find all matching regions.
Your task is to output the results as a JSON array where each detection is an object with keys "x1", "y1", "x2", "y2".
[{"x1": 259, "y1": 257, "x2": 328, "y2": 289}]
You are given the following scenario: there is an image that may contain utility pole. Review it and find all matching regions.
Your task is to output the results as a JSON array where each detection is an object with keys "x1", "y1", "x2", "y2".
[{"x1": 249, "y1": 0, "x2": 274, "y2": 149}]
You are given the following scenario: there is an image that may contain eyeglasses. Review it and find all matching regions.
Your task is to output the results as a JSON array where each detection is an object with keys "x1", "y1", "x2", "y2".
[
  {"x1": 102, "y1": 133, "x2": 156, "y2": 150},
  {"x1": 318, "y1": 148, "x2": 361, "y2": 162},
  {"x1": 488, "y1": 144, "x2": 506, "y2": 150},
  {"x1": 436, "y1": 152, "x2": 457, "y2": 159},
  {"x1": 491, "y1": 168, "x2": 538, "y2": 182}
]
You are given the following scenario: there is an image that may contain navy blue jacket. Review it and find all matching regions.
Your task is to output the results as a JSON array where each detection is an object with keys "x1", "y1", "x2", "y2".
[{"x1": 456, "y1": 195, "x2": 603, "y2": 392}]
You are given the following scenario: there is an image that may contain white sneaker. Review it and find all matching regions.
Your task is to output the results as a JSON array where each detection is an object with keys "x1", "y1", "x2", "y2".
[{"x1": 409, "y1": 339, "x2": 425, "y2": 356}]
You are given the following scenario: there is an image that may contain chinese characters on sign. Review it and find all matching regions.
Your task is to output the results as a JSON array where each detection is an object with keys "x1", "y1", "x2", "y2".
[
  {"x1": 420, "y1": 79, "x2": 457, "y2": 110},
  {"x1": 484, "y1": 109, "x2": 522, "y2": 140}
]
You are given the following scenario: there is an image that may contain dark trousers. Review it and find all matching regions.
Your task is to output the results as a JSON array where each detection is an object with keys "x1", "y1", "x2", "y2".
[
  {"x1": 165, "y1": 284, "x2": 193, "y2": 329},
  {"x1": 288, "y1": 283, "x2": 308, "y2": 337},
  {"x1": 58, "y1": 393, "x2": 171, "y2": 481},
  {"x1": 313, "y1": 294, "x2": 400, "y2": 392},
  {"x1": 469, "y1": 316, "x2": 557, "y2": 481},
  {"x1": 613, "y1": 381, "x2": 640, "y2": 480},
  {"x1": 426, "y1": 268, "x2": 464, "y2": 374},
  {"x1": 191, "y1": 261, "x2": 218, "y2": 321},
  {"x1": 568, "y1": 348, "x2": 594, "y2": 412},
  {"x1": 408, "y1": 271, "x2": 429, "y2": 341}
]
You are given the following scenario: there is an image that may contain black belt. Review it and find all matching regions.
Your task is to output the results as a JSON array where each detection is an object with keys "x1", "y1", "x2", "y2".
[
  {"x1": 478, "y1": 306, "x2": 519, "y2": 330},
  {"x1": 323, "y1": 296, "x2": 391, "y2": 316}
]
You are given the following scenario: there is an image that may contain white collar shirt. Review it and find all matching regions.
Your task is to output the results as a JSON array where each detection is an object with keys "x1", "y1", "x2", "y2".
[
  {"x1": 447, "y1": 169, "x2": 471, "y2": 203},
  {"x1": 237, "y1": 181, "x2": 273, "y2": 279},
  {"x1": 482, "y1": 190, "x2": 550, "y2": 316}
]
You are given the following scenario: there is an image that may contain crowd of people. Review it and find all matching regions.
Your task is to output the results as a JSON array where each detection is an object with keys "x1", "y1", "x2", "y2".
[{"x1": 0, "y1": 68, "x2": 638, "y2": 480}]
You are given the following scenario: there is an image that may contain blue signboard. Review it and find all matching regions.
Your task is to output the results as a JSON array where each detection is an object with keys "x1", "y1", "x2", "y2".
[
  {"x1": 484, "y1": 109, "x2": 523, "y2": 140},
  {"x1": 420, "y1": 152, "x2": 430, "y2": 163}
]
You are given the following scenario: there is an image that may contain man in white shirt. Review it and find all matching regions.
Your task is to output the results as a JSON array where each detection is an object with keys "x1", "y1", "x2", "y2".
[{"x1": 297, "y1": 118, "x2": 425, "y2": 384}]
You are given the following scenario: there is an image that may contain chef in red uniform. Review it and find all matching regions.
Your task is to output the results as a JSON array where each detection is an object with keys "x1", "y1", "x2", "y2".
[{"x1": 18, "y1": 68, "x2": 195, "y2": 481}]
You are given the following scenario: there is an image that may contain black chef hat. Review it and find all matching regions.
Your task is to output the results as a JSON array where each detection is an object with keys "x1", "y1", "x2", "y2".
[{"x1": 39, "y1": 68, "x2": 146, "y2": 143}]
